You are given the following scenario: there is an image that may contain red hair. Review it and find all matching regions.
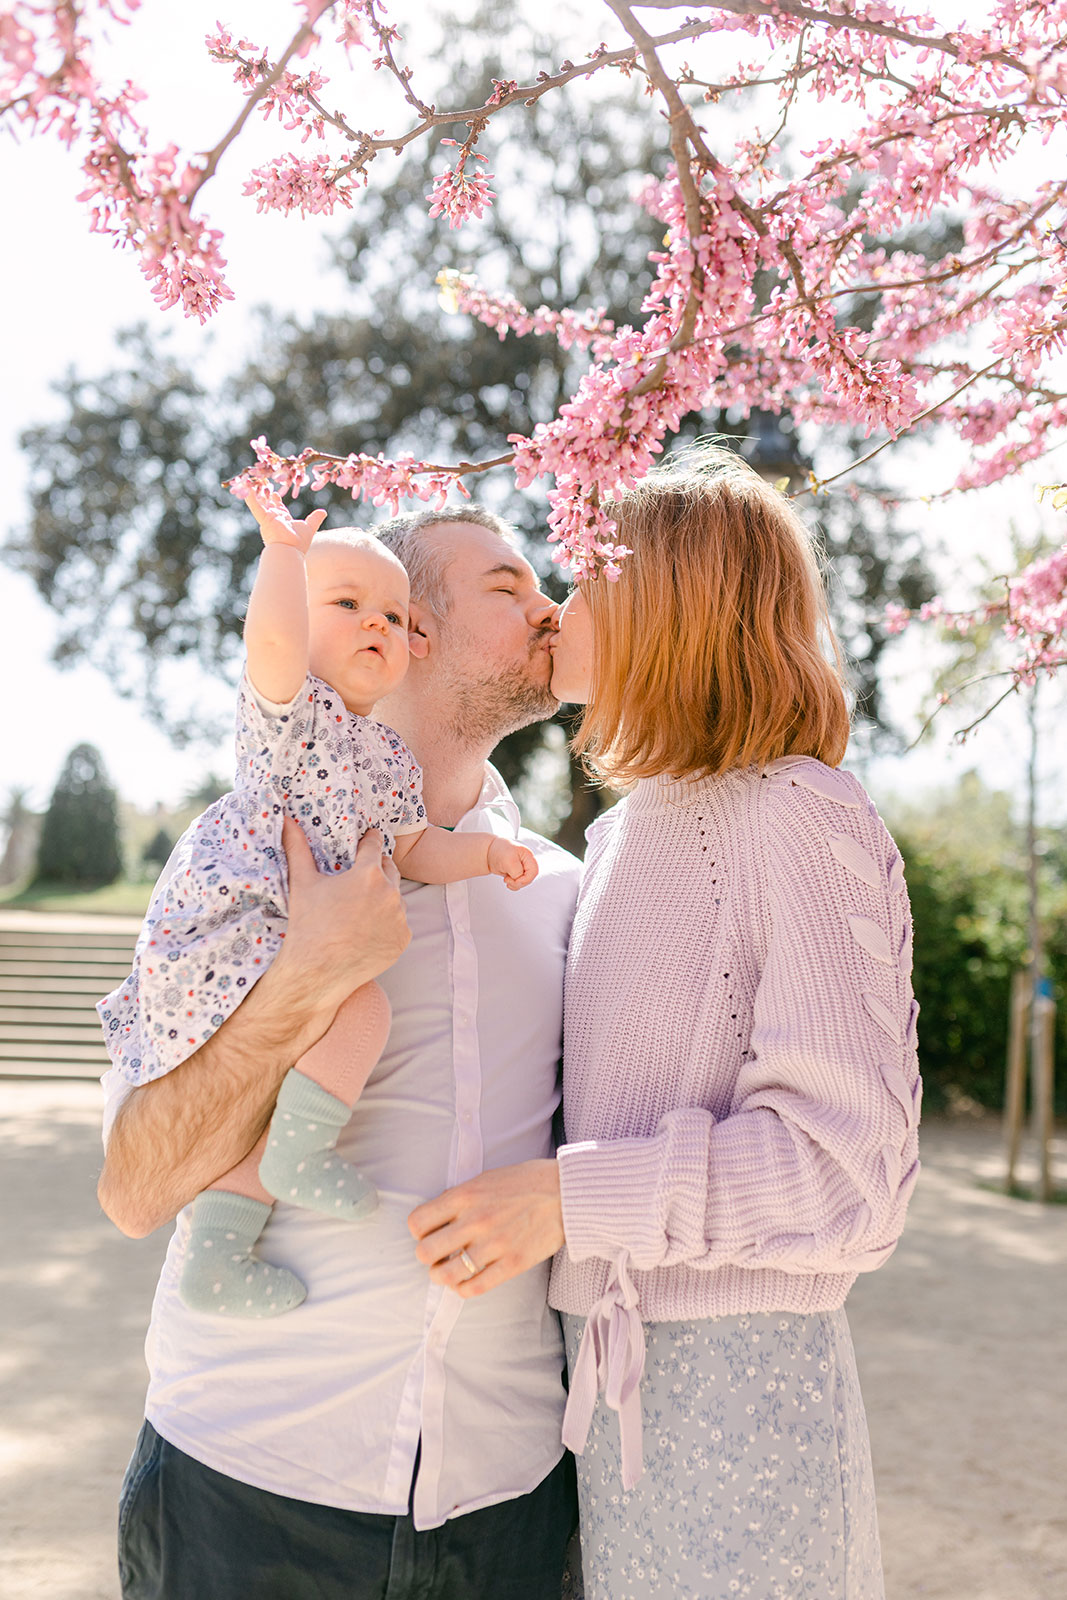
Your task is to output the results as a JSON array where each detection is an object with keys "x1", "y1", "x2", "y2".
[{"x1": 573, "y1": 450, "x2": 850, "y2": 785}]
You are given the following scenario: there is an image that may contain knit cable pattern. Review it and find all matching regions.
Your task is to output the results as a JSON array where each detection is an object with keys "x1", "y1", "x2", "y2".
[
  {"x1": 552, "y1": 756, "x2": 921, "y2": 1482},
  {"x1": 550, "y1": 755, "x2": 921, "y2": 1322}
]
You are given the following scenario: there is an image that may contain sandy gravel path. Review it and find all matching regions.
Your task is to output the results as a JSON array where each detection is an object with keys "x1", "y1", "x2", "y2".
[
  {"x1": 1, "y1": 1081, "x2": 1064, "y2": 1600},
  {"x1": 847, "y1": 1116, "x2": 1067, "y2": 1600}
]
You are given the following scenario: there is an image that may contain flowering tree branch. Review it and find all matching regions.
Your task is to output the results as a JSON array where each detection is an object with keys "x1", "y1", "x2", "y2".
[{"x1": 6, "y1": 0, "x2": 1067, "y2": 678}]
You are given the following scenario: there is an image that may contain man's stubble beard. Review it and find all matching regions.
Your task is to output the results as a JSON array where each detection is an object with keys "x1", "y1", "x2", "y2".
[{"x1": 436, "y1": 625, "x2": 559, "y2": 749}]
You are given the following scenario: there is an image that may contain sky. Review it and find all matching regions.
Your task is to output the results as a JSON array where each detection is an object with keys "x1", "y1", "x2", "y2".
[
  {"x1": 3, "y1": 1, "x2": 364, "y2": 809},
  {"x1": 4, "y1": 0, "x2": 1066, "y2": 822}
]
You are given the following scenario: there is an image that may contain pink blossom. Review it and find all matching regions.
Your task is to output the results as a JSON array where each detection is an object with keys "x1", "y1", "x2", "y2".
[
  {"x1": 228, "y1": 438, "x2": 471, "y2": 518},
  {"x1": 333, "y1": 0, "x2": 373, "y2": 55},
  {"x1": 244, "y1": 153, "x2": 356, "y2": 216},
  {"x1": 426, "y1": 152, "x2": 496, "y2": 228},
  {"x1": 9, "y1": 0, "x2": 1067, "y2": 674},
  {"x1": 435, "y1": 270, "x2": 615, "y2": 355}
]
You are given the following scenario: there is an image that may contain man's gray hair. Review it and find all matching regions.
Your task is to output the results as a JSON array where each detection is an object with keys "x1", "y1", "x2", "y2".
[{"x1": 372, "y1": 504, "x2": 519, "y2": 619}]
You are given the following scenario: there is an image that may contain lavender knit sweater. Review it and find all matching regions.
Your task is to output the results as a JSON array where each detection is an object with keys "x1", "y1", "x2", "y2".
[{"x1": 549, "y1": 754, "x2": 921, "y2": 1326}]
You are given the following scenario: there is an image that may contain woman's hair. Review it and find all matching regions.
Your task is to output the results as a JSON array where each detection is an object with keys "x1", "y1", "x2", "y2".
[{"x1": 572, "y1": 447, "x2": 851, "y2": 786}]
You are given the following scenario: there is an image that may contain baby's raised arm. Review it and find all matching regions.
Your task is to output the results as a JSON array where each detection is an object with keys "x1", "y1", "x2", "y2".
[
  {"x1": 242, "y1": 491, "x2": 328, "y2": 704},
  {"x1": 394, "y1": 826, "x2": 538, "y2": 891}
]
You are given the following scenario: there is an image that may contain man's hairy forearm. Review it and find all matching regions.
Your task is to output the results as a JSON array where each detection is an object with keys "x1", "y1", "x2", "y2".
[
  {"x1": 98, "y1": 821, "x2": 410, "y2": 1238},
  {"x1": 98, "y1": 960, "x2": 333, "y2": 1237}
]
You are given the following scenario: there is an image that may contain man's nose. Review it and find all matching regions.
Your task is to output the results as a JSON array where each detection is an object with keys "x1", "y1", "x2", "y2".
[{"x1": 530, "y1": 592, "x2": 560, "y2": 629}]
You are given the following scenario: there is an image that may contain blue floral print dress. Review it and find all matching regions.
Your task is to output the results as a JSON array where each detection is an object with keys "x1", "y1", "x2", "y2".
[
  {"x1": 561, "y1": 1307, "x2": 883, "y2": 1600},
  {"x1": 98, "y1": 671, "x2": 426, "y2": 1084}
]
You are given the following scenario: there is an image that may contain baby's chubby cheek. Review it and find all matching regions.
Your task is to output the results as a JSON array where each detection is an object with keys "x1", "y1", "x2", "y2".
[{"x1": 382, "y1": 645, "x2": 411, "y2": 693}]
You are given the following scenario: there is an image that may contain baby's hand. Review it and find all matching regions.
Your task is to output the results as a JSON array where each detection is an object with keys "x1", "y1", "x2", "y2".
[
  {"x1": 486, "y1": 836, "x2": 539, "y2": 891},
  {"x1": 245, "y1": 488, "x2": 327, "y2": 554}
]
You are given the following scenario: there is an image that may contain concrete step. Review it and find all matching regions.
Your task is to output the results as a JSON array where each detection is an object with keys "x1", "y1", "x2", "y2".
[
  {"x1": 0, "y1": 999, "x2": 115, "y2": 1017},
  {"x1": 0, "y1": 926, "x2": 137, "y2": 942},
  {"x1": 0, "y1": 1018, "x2": 104, "y2": 1037},
  {"x1": 0, "y1": 910, "x2": 142, "y2": 934},
  {"x1": 0, "y1": 934, "x2": 137, "y2": 947},
  {"x1": 0, "y1": 987, "x2": 122, "y2": 1007},
  {"x1": 0, "y1": 1056, "x2": 109, "y2": 1080},
  {"x1": 0, "y1": 913, "x2": 138, "y2": 1078},
  {"x1": 0, "y1": 1040, "x2": 108, "y2": 1061},
  {"x1": 0, "y1": 962, "x2": 139, "y2": 981},
  {"x1": 0, "y1": 945, "x2": 136, "y2": 961}
]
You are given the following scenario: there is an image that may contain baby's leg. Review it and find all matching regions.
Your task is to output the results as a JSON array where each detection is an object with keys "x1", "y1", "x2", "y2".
[
  {"x1": 258, "y1": 982, "x2": 390, "y2": 1221},
  {"x1": 179, "y1": 1133, "x2": 306, "y2": 1317}
]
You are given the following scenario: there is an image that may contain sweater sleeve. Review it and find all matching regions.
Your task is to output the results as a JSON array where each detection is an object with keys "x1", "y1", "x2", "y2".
[{"x1": 557, "y1": 760, "x2": 921, "y2": 1276}]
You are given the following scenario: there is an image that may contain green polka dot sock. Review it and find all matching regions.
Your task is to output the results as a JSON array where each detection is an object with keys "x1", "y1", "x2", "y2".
[
  {"x1": 179, "y1": 1191, "x2": 307, "y2": 1317},
  {"x1": 258, "y1": 1068, "x2": 378, "y2": 1221}
]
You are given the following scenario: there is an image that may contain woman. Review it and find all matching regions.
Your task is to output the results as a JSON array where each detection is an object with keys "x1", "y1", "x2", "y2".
[{"x1": 409, "y1": 450, "x2": 920, "y2": 1600}]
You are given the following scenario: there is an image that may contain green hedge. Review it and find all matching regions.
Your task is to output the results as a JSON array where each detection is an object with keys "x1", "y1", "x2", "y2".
[{"x1": 896, "y1": 834, "x2": 1067, "y2": 1114}]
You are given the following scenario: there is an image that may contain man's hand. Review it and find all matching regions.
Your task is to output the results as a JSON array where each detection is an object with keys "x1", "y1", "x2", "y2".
[
  {"x1": 244, "y1": 488, "x2": 327, "y2": 554},
  {"x1": 407, "y1": 1160, "x2": 564, "y2": 1299},
  {"x1": 276, "y1": 820, "x2": 410, "y2": 1012},
  {"x1": 98, "y1": 821, "x2": 409, "y2": 1238}
]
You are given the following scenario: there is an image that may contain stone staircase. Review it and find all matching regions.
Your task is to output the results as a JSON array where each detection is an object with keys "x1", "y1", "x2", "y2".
[{"x1": 0, "y1": 910, "x2": 139, "y2": 1079}]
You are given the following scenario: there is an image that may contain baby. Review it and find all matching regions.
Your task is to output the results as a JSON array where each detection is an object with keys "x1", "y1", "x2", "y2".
[{"x1": 98, "y1": 492, "x2": 536, "y2": 1318}]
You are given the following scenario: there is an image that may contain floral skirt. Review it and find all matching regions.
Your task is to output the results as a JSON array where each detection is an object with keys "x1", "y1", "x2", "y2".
[{"x1": 561, "y1": 1308, "x2": 884, "y2": 1600}]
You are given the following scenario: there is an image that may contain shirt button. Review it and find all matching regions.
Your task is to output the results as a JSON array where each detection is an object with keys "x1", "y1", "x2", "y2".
[{"x1": 461, "y1": 1112, "x2": 472, "y2": 1125}]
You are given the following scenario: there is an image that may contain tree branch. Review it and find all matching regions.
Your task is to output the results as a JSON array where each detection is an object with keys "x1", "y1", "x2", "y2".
[{"x1": 629, "y1": 0, "x2": 1024, "y2": 74}]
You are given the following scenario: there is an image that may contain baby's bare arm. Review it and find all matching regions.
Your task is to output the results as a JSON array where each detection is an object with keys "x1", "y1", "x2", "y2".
[
  {"x1": 242, "y1": 492, "x2": 327, "y2": 704},
  {"x1": 395, "y1": 827, "x2": 537, "y2": 889},
  {"x1": 393, "y1": 826, "x2": 491, "y2": 884}
]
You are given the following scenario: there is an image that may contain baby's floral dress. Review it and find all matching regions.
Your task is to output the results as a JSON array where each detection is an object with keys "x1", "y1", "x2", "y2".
[{"x1": 98, "y1": 671, "x2": 426, "y2": 1084}]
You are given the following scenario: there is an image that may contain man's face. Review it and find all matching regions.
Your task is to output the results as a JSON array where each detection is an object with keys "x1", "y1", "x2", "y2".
[{"x1": 425, "y1": 521, "x2": 560, "y2": 745}]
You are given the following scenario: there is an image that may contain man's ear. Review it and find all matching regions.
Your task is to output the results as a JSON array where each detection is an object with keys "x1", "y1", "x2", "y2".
[{"x1": 407, "y1": 599, "x2": 431, "y2": 659}]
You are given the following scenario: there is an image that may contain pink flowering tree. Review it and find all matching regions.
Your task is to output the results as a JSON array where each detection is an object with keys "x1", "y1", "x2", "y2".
[{"x1": 5, "y1": 0, "x2": 1067, "y2": 682}]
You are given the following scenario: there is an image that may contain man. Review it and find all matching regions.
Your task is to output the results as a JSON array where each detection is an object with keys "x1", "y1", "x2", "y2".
[{"x1": 98, "y1": 506, "x2": 582, "y2": 1599}]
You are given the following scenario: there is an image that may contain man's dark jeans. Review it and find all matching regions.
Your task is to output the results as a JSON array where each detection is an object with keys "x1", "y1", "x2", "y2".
[{"x1": 118, "y1": 1421, "x2": 577, "y2": 1600}]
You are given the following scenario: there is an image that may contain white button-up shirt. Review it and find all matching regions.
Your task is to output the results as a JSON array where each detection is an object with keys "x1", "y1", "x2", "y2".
[{"x1": 101, "y1": 767, "x2": 581, "y2": 1529}]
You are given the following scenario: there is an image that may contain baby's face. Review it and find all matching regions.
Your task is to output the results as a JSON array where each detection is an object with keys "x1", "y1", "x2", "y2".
[{"x1": 305, "y1": 536, "x2": 411, "y2": 715}]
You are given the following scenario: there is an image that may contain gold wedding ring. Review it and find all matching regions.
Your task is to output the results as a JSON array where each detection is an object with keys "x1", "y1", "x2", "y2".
[{"x1": 459, "y1": 1249, "x2": 479, "y2": 1278}]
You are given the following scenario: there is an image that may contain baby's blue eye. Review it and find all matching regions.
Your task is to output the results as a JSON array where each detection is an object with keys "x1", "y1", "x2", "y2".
[
  {"x1": 336, "y1": 599, "x2": 356, "y2": 610},
  {"x1": 386, "y1": 612, "x2": 404, "y2": 626}
]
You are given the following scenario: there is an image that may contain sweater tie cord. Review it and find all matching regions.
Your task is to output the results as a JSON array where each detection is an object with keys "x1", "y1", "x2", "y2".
[{"x1": 561, "y1": 1254, "x2": 646, "y2": 1490}]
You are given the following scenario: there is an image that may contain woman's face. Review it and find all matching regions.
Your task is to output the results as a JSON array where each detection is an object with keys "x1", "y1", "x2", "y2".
[{"x1": 549, "y1": 587, "x2": 594, "y2": 704}]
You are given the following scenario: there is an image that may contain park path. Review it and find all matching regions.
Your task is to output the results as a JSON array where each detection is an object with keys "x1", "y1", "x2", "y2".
[{"x1": 1, "y1": 1080, "x2": 1065, "y2": 1600}]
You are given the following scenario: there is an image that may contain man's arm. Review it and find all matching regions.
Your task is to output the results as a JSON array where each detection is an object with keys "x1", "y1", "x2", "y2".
[{"x1": 98, "y1": 821, "x2": 410, "y2": 1238}]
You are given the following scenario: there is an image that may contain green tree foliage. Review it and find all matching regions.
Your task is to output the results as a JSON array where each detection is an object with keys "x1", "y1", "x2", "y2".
[
  {"x1": 884, "y1": 773, "x2": 1067, "y2": 1112},
  {"x1": 141, "y1": 825, "x2": 175, "y2": 871},
  {"x1": 182, "y1": 773, "x2": 231, "y2": 808},
  {"x1": 35, "y1": 744, "x2": 123, "y2": 888}
]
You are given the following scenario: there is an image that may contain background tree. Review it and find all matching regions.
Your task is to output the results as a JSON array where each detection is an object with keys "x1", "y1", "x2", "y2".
[
  {"x1": 182, "y1": 773, "x2": 231, "y2": 809},
  {"x1": 0, "y1": 789, "x2": 41, "y2": 888},
  {"x1": 141, "y1": 825, "x2": 175, "y2": 874},
  {"x1": 34, "y1": 743, "x2": 123, "y2": 888}
]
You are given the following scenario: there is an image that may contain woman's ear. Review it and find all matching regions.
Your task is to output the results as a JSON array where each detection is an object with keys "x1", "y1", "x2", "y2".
[{"x1": 407, "y1": 599, "x2": 431, "y2": 659}]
